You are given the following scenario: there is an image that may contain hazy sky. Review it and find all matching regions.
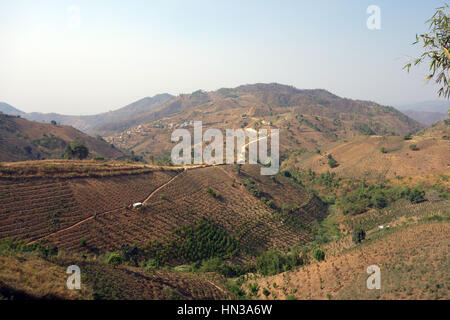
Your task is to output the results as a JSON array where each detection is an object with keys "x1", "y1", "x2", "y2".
[{"x1": 0, "y1": 0, "x2": 449, "y2": 115}]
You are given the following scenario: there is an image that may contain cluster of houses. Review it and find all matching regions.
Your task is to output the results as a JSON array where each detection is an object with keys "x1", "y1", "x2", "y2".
[{"x1": 107, "y1": 120, "x2": 197, "y2": 146}]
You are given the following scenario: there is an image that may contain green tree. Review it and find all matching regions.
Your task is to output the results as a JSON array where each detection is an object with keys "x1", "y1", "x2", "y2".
[
  {"x1": 404, "y1": 5, "x2": 450, "y2": 99},
  {"x1": 66, "y1": 140, "x2": 89, "y2": 159},
  {"x1": 107, "y1": 252, "x2": 123, "y2": 266},
  {"x1": 255, "y1": 250, "x2": 301, "y2": 276},
  {"x1": 373, "y1": 191, "x2": 387, "y2": 209},
  {"x1": 327, "y1": 154, "x2": 338, "y2": 168}
]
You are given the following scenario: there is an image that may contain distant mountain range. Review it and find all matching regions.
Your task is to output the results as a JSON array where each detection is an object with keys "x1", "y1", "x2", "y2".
[
  {"x1": 396, "y1": 100, "x2": 449, "y2": 114},
  {"x1": 0, "y1": 94, "x2": 174, "y2": 135},
  {"x1": 98, "y1": 83, "x2": 424, "y2": 161},
  {"x1": 399, "y1": 110, "x2": 447, "y2": 126},
  {"x1": 395, "y1": 100, "x2": 449, "y2": 125},
  {"x1": 1, "y1": 83, "x2": 427, "y2": 162}
]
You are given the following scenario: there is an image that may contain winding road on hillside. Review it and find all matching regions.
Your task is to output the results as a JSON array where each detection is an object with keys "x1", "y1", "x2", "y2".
[
  {"x1": 28, "y1": 165, "x2": 205, "y2": 245},
  {"x1": 142, "y1": 169, "x2": 186, "y2": 205}
]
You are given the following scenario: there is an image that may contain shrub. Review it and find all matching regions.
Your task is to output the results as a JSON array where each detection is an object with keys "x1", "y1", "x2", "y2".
[
  {"x1": 424, "y1": 214, "x2": 443, "y2": 222},
  {"x1": 120, "y1": 244, "x2": 140, "y2": 265},
  {"x1": 313, "y1": 249, "x2": 325, "y2": 261},
  {"x1": 338, "y1": 182, "x2": 411, "y2": 215},
  {"x1": 262, "y1": 288, "x2": 270, "y2": 297},
  {"x1": 265, "y1": 199, "x2": 276, "y2": 209},
  {"x1": 80, "y1": 238, "x2": 87, "y2": 247},
  {"x1": 327, "y1": 154, "x2": 338, "y2": 168},
  {"x1": 107, "y1": 252, "x2": 123, "y2": 266},
  {"x1": 38, "y1": 244, "x2": 58, "y2": 258},
  {"x1": 339, "y1": 192, "x2": 370, "y2": 215},
  {"x1": 404, "y1": 133, "x2": 412, "y2": 140},
  {"x1": 409, "y1": 144, "x2": 419, "y2": 151},
  {"x1": 255, "y1": 250, "x2": 302, "y2": 276},
  {"x1": 199, "y1": 258, "x2": 248, "y2": 277},
  {"x1": 227, "y1": 283, "x2": 246, "y2": 299},
  {"x1": 408, "y1": 187, "x2": 426, "y2": 203},
  {"x1": 248, "y1": 283, "x2": 259, "y2": 296},
  {"x1": 206, "y1": 188, "x2": 220, "y2": 199},
  {"x1": 380, "y1": 147, "x2": 387, "y2": 153},
  {"x1": 162, "y1": 286, "x2": 183, "y2": 300},
  {"x1": 352, "y1": 229, "x2": 366, "y2": 244},
  {"x1": 145, "y1": 258, "x2": 160, "y2": 270},
  {"x1": 0, "y1": 237, "x2": 56, "y2": 258}
]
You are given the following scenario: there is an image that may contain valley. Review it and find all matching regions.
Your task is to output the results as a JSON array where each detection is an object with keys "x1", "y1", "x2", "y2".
[{"x1": 0, "y1": 84, "x2": 448, "y2": 301}]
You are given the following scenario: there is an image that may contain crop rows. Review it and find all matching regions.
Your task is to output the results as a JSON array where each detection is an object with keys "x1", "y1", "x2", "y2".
[
  {"x1": 44, "y1": 166, "x2": 317, "y2": 256},
  {"x1": 79, "y1": 262, "x2": 227, "y2": 300},
  {"x1": 0, "y1": 170, "x2": 177, "y2": 243}
]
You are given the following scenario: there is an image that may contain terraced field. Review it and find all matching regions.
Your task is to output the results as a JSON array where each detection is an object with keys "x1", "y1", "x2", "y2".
[
  {"x1": 0, "y1": 169, "x2": 178, "y2": 244},
  {"x1": 78, "y1": 263, "x2": 228, "y2": 300},
  {"x1": 40, "y1": 165, "x2": 327, "y2": 257},
  {"x1": 0, "y1": 161, "x2": 327, "y2": 261}
]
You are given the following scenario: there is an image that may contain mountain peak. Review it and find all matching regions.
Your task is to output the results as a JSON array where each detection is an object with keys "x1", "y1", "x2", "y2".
[
  {"x1": 217, "y1": 83, "x2": 339, "y2": 99},
  {"x1": 0, "y1": 102, "x2": 25, "y2": 116}
]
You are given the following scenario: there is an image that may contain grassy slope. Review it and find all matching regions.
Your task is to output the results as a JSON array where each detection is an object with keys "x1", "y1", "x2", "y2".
[
  {"x1": 285, "y1": 120, "x2": 450, "y2": 180},
  {"x1": 0, "y1": 114, "x2": 125, "y2": 162},
  {"x1": 0, "y1": 249, "x2": 227, "y2": 300},
  {"x1": 248, "y1": 197, "x2": 449, "y2": 300},
  {"x1": 0, "y1": 253, "x2": 93, "y2": 300}
]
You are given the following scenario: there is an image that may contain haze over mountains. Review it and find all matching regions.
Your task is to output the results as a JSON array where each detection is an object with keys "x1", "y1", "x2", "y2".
[
  {"x1": 2, "y1": 83, "x2": 446, "y2": 166},
  {"x1": 0, "y1": 94, "x2": 174, "y2": 135},
  {"x1": 396, "y1": 100, "x2": 449, "y2": 125},
  {"x1": 397, "y1": 100, "x2": 449, "y2": 114},
  {"x1": 1, "y1": 83, "x2": 431, "y2": 137}
]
